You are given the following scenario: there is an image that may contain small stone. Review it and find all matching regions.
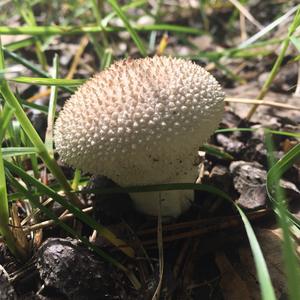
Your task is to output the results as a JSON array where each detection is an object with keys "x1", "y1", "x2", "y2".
[{"x1": 36, "y1": 238, "x2": 115, "y2": 299}]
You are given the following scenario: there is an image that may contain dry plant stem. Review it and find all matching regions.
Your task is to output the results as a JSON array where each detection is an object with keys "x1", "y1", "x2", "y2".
[
  {"x1": 140, "y1": 209, "x2": 269, "y2": 246},
  {"x1": 23, "y1": 207, "x2": 93, "y2": 241},
  {"x1": 27, "y1": 89, "x2": 50, "y2": 103},
  {"x1": 0, "y1": 51, "x2": 28, "y2": 260},
  {"x1": 225, "y1": 97, "x2": 300, "y2": 111},
  {"x1": 65, "y1": 35, "x2": 89, "y2": 79},
  {"x1": 294, "y1": 61, "x2": 300, "y2": 97},
  {"x1": 246, "y1": 38, "x2": 290, "y2": 120},
  {"x1": 246, "y1": 6, "x2": 300, "y2": 120},
  {"x1": 240, "y1": 13, "x2": 247, "y2": 41},
  {"x1": 152, "y1": 199, "x2": 164, "y2": 299},
  {"x1": 228, "y1": 0, "x2": 262, "y2": 29},
  {"x1": 91, "y1": 0, "x2": 109, "y2": 48},
  {"x1": 0, "y1": 207, "x2": 93, "y2": 243},
  {"x1": 138, "y1": 209, "x2": 269, "y2": 235}
]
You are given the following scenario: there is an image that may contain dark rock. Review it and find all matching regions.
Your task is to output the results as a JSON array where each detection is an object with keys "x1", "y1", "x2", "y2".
[
  {"x1": 230, "y1": 161, "x2": 300, "y2": 210},
  {"x1": 36, "y1": 238, "x2": 117, "y2": 299},
  {"x1": 243, "y1": 139, "x2": 268, "y2": 166},
  {"x1": 215, "y1": 134, "x2": 245, "y2": 157},
  {"x1": 230, "y1": 161, "x2": 267, "y2": 210},
  {"x1": 84, "y1": 176, "x2": 134, "y2": 224},
  {"x1": 218, "y1": 111, "x2": 253, "y2": 143},
  {"x1": 280, "y1": 180, "x2": 300, "y2": 203},
  {"x1": 208, "y1": 165, "x2": 233, "y2": 193},
  {"x1": 28, "y1": 112, "x2": 47, "y2": 141},
  {"x1": 219, "y1": 111, "x2": 241, "y2": 129},
  {"x1": 283, "y1": 164, "x2": 300, "y2": 187}
]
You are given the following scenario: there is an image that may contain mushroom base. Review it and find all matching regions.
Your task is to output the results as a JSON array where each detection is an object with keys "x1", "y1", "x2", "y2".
[{"x1": 130, "y1": 189, "x2": 194, "y2": 218}]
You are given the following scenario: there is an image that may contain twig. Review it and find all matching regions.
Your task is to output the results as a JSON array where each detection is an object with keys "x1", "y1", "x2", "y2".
[
  {"x1": 65, "y1": 36, "x2": 89, "y2": 79},
  {"x1": 240, "y1": 13, "x2": 247, "y2": 41},
  {"x1": 225, "y1": 97, "x2": 300, "y2": 111},
  {"x1": 294, "y1": 60, "x2": 300, "y2": 97},
  {"x1": 228, "y1": 0, "x2": 263, "y2": 30},
  {"x1": 245, "y1": 6, "x2": 300, "y2": 120},
  {"x1": 141, "y1": 209, "x2": 270, "y2": 246},
  {"x1": 0, "y1": 207, "x2": 93, "y2": 243}
]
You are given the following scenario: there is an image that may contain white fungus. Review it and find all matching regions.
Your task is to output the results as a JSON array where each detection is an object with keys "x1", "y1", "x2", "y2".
[{"x1": 54, "y1": 56, "x2": 225, "y2": 217}]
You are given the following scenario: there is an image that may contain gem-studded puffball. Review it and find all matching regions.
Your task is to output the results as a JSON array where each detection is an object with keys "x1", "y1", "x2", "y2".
[{"x1": 54, "y1": 56, "x2": 224, "y2": 187}]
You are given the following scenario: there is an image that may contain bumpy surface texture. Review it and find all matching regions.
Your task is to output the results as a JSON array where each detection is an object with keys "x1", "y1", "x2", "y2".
[{"x1": 54, "y1": 56, "x2": 224, "y2": 186}]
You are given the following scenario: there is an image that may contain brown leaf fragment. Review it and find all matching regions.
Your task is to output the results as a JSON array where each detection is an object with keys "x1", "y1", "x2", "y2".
[
  {"x1": 215, "y1": 252, "x2": 251, "y2": 300},
  {"x1": 10, "y1": 204, "x2": 30, "y2": 260},
  {"x1": 238, "y1": 228, "x2": 289, "y2": 299}
]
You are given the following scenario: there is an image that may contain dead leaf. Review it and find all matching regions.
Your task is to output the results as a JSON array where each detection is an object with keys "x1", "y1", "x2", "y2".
[{"x1": 215, "y1": 252, "x2": 251, "y2": 300}]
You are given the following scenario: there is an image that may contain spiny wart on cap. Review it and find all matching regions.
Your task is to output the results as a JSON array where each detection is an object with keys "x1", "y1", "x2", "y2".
[{"x1": 54, "y1": 56, "x2": 224, "y2": 196}]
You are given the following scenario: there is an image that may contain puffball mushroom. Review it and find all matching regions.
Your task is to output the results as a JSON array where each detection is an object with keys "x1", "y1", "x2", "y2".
[{"x1": 54, "y1": 56, "x2": 225, "y2": 218}]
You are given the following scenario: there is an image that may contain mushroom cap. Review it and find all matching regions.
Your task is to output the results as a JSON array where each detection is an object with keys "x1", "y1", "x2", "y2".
[{"x1": 54, "y1": 56, "x2": 224, "y2": 186}]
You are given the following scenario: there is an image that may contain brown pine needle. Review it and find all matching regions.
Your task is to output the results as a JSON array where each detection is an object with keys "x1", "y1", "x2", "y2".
[
  {"x1": 26, "y1": 35, "x2": 89, "y2": 103},
  {"x1": 27, "y1": 89, "x2": 51, "y2": 103},
  {"x1": 65, "y1": 35, "x2": 89, "y2": 80}
]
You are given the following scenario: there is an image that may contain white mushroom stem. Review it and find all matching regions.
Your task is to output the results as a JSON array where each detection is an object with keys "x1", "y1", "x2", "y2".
[
  {"x1": 130, "y1": 188, "x2": 194, "y2": 218},
  {"x1": 130, "y1": 165, "x2": 198, "y2": 218}
]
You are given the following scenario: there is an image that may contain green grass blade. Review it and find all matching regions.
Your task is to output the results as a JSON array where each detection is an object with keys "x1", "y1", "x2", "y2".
[
  {"x1": 234, "y1": 204, "x2": 276, "y2": 300},
  {"x1": 19, "y1": 100, "x2": 50, "y2": 115},
  {"x1": 246, "y1": 5, "x2": 300, "y2": 119},
  {"x1": 135, "y1": 24, "x2": 202, "y2": 34},
  {"x1": 6, "y1": 173, "x2": 123, "y2": 268},
  {"x1": 0, "y1": 141, "x2": 23, "y2": 258},
  {"x1": 267, "y1": 143, "x2": 300, "y2": 181},
  {"x1": 9, "y1": 76, "x2": 85, "y2": 86},
  {"x1": 4, "y1": 37, "x2": 35, "y2": 51},
  {"x1": 0, "y1": 24, "x2": 201, "y2": 36},
  {"x1": 14, "y1": 0, "x2": 48, "y2": 70},
  {"x1": 45, "y1": 54, "x2": 59, "y2": 157},
  {"x1": 0, "y1": 39, "x2": 81, "y2": 207},
  {"x1": 6, "y1": 172, "x2": 141, "y2": 289},
  {"x1": 107, "y1": 0, "x2": 146, "y2": 56},
  {"x1": 239, "y1": 5, "x2": 300, "y2": 49},
  {"x1": 2, "y1": 48, "x2": 74, "y2": 93},
  {"x1": 0, "y1": 100, "x2": 25, "y2": 259},
  {"x1": 201, "y1": 143, "x2": 234, "y2": 160},
  {"x1": 81, "y1": 179, "x2": 276, "y2": 300},
  {"x1": 290, "y1": 36, "x2": 300, "y2": 52},
  {"x1": 101, "y1": 0, "x2": 146, "y2": 26},
  {"x1": 0, "y1": 104, "x2": 15, "y2": 142},
  {"x1": 4, "y1": 160, "x2": 135, "y2": 258},
  {"x1": 2, "y1": 147, "x2": 38, "y2": 157},
  {"x1": 266, "y1": 135, "x2": 300, "y2": 300},
  {"x1": 2, "y1": 48, "x2": 48, "y2": 77}
]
